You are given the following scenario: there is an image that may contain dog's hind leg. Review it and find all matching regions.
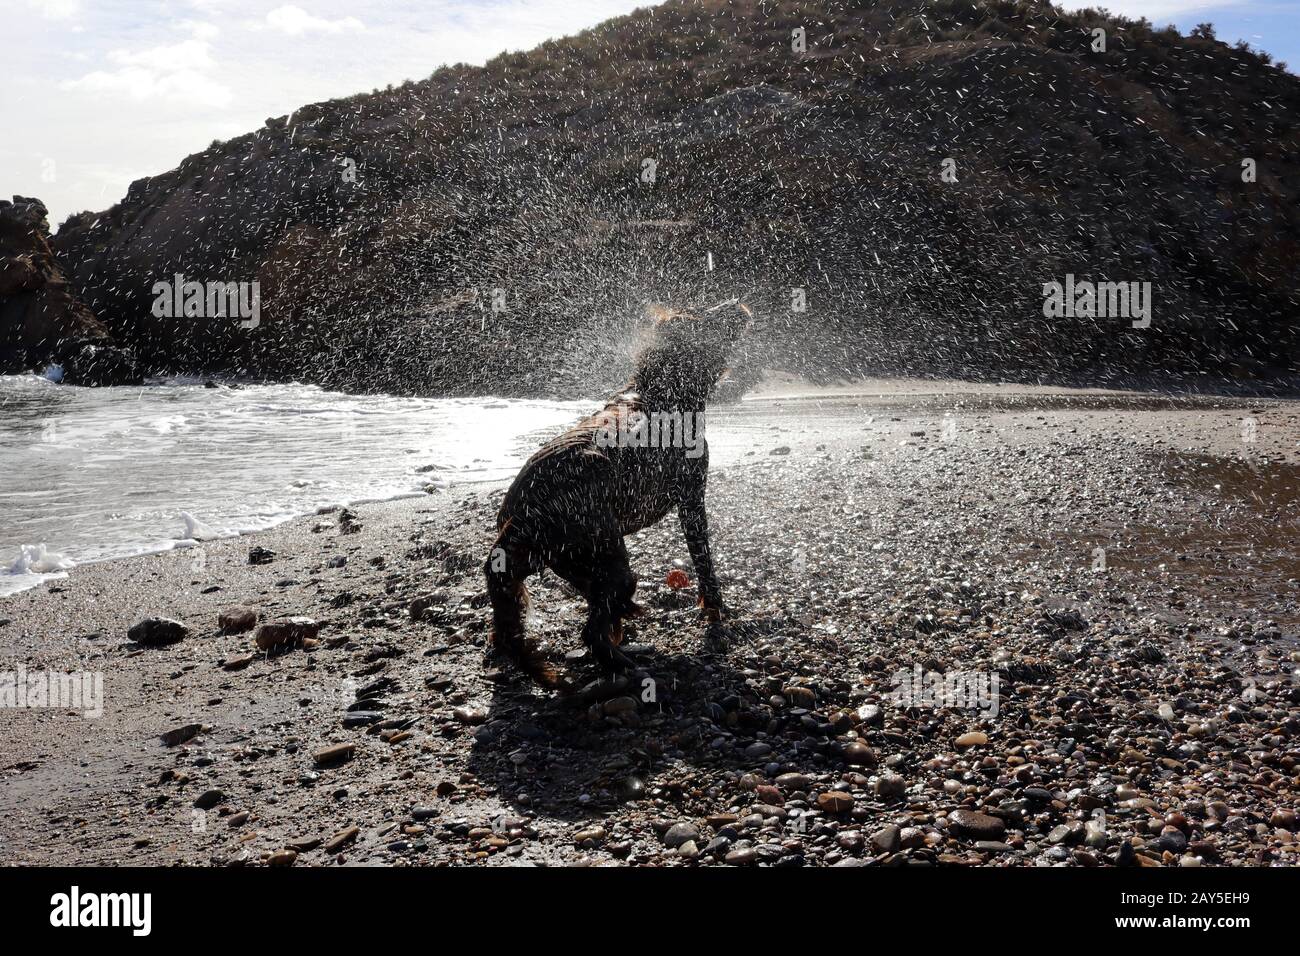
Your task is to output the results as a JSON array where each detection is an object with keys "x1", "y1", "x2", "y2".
[
  {"x1": 562, "y1": 536, "x2": 639, "y2": 676},
  {"x1": 543, "y1": 535, "x2": 639, "y2": 675},
  {"x1": 484, "y1": 523, "x2": 561, "y2": 687}
]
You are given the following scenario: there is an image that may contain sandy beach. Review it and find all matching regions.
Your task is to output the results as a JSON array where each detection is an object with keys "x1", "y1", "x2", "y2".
[{"x1": 1, "y1": 381, "x2": 1297, "y2": 867}]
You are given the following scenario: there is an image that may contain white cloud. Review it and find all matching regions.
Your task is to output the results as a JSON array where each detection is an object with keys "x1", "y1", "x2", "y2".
[
  {"x1": 108, "y1": 39, "x2": 217, "y2": 72},
  {"x1": 264, "y1": 5, "x2": 364, "y2": 35},
  {"x1": 28, "y1": 0, "x2": 82, "y2": 20},
  {"x1": 62, "y1": 67, "x2": 233, "y2": 108},
  {"x1": 177, "y1": 19, "x2": 221, "y2": 41},
  {"x1": 62, "y1": 39, "x2": 230, "y2": 108}
]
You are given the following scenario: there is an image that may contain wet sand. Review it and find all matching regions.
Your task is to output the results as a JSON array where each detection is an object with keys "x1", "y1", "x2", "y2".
[{"x1": 1, "y1": 380, "x2": 1297, "y2": 866}]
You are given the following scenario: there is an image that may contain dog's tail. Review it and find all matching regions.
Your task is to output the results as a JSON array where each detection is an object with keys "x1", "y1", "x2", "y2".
[{"x1": 485, "y1": 526, "x2": 564, "y2": 688}]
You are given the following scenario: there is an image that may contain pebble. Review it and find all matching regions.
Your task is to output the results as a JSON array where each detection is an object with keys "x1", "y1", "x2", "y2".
[
  {"x1": 782, "y1": 685, "x2": 817, "y2": 707},
  {"x1": 949, "y1": 808, "x2": 1005, "y2": 841},
  {"x1": 870, "y1": 825, "x2": 901, "y2": 854},
  {"x1": 855, "y1": 704, "x2": 883, "y2": 726},
  {"x1": 217, "y1": 606, "x2": 258, "y2": 634},
  {"x1": 323, "y1": 826, "x2": 360, "y2": 853},
  {"x1": 1047, "y1": 824, "x2": 1076, "y2": 845},
  {"x1": 222, "y1": 653, "x2": 256, "y2": 671},
  {"x1": 193, "y1": 789, "x2": 224, "y2": 810},
  {"x1": 955, "y1": 731, "x2": 989, "y2": 748},
  {"x1": 817, "y1": 791, "x2": 854, "y2": 813},
  {"x1": 313, "y1": 743, "x2": 356, "y2": 767},
  {"x1": 843, "y1": 742, "x2": 877, "y2": 766},
  {"x1": 453, "y1": 705, "x2": 488, "y2": 725},
  {"x1": 574, "y1": 826, "x2": 606, "y2": 847},
  {"x1": 663, "y1": 823, "x2": 701, "y2": 849},
  {"x1": 874, "y1": 774, "x2": 907, "y2": 799},
  {"x1": 160, "y1": 723, "x2": 203, "y2": 747},
  {"x1": 254, "y1": 616, "x2": 320, "y2": 651},
  {"x1": 128, "y1": 617, "x2": 189, "y2": 647}
]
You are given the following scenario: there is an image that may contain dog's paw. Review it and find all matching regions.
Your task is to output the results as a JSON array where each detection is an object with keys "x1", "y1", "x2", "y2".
[
  {"x1": 703, "y1": 620, "x2": 730, "y2": 654},
  {"x1": 488, "y1": 635, "x2": 569, "y2": 690},
  {"x1": 591, "y1": 639, "x2": 639, "y2": 677}
]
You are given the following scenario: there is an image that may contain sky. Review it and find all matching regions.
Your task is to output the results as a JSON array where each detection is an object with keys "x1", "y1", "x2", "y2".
[{"x1": 2, "y1": 0, "x2": 1296, "y2": 228}]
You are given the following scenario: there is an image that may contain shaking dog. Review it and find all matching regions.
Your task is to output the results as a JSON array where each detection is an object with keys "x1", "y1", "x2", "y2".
[{"x1": 485, "y1": 301, "x2": 751, "y2": 686}]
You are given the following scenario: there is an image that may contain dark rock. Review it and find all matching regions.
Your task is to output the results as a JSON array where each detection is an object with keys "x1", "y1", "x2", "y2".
[
  {"x1": 949, "y1": 808, "x2": 1006, "y2": 841},
  {"x1": 160, "y1": 723, "x2": 203, "y2": 747},
  {"x1": 128, "y1": 617, "x2": 189, "y2": 647},
  {"x1": 870, "y1": 825, "x2": 901, "y2": 854},
  {"x1": 193, "y1": 789, "x2": 224, "y2": 810},
  {"x1": 663, "y1": 823, "x2": 701, "y2": 849},
  {"x1": 254, "y1": 616, "x2": 319, "y2": 651},
  {"x1": 217, "y1": 606, "x2": 258, "y2": 634},
  {"x1": 843, "y1": 742, "x2": 877, "y2": 766},
  {"x1": 0, "y1": 196, "x2": 140, "y2": 382}
]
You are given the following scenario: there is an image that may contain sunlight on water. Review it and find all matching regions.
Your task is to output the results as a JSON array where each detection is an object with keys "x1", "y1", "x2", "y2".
[{"x1": 0, "y1": 376, "x2": 587, "y2": 596}]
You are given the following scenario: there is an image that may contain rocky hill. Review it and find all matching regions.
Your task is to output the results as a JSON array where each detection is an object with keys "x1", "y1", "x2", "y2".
[
  {"x1": 31, "y1": 0, "x2": 1300, "y2": 393},
  {"x1": 0, "y1": 196, "x2": 140, "y2": 384}
]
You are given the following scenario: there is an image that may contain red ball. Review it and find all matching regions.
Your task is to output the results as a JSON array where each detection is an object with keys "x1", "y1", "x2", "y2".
[{"x1": 665, "y1": 569, "x2": 691, "y2": 589}]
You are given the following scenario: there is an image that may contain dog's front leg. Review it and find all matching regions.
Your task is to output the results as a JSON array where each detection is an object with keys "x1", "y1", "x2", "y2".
[{"x1": 678, "y1": 482, "x2": 725, "y2": 622}]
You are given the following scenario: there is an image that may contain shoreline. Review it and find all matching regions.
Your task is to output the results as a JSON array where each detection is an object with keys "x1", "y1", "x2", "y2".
[{"x1": 5, "y1": 375, "x2": 1295, "y2": 601}]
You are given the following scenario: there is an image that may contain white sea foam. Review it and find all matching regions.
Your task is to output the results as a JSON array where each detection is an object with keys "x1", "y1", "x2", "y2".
[
  {"x1": 2, "y1": 544, "x2": 75, "y2": 597},
  {"x1": 8, "y1": 543, "x2": 75, "y2": 574},
  {"x1": 179, "y1": 511, "x2": 224, "y2": 542},
  {"x1": 0, "y1": 378, "x2": 588, "y2": 598}
]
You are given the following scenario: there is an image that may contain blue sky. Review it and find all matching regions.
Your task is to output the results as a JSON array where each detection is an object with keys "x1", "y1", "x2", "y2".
[
  {"x1": 1, "y1": 1, "x2": 1296, "y2": 226},
  {"x1": 1058, "y1": 1, "x2": 1299, "y2": 68}
]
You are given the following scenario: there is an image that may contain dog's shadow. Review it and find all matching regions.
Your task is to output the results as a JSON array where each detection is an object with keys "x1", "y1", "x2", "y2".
[{"x1": 466, "y1": 615, "x2": 788, "y2": 826}]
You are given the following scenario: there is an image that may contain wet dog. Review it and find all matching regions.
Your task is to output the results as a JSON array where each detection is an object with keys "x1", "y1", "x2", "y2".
[{"x1": 484, "y1": 301, "x2": 751, "y2": 687}]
